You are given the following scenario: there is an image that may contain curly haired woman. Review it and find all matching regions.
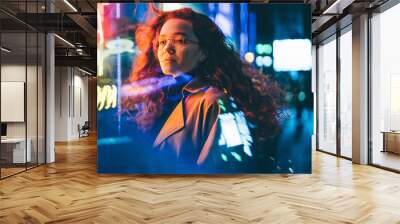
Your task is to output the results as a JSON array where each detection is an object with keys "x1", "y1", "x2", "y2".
[{"x1": 122, "y1": 7, "x2": 283, "y2": 172}]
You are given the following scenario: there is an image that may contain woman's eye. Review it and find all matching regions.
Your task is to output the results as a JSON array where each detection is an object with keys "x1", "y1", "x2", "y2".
[
  {"x1": 159, "y1": 40, "x2": 167, "y2": 46},
  {"x1": 177, "y1": 38, "x2": 186, "y2": 44}
]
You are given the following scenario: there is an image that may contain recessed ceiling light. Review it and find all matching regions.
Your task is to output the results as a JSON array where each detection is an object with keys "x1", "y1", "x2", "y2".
[
  {"x1": 1, "y1": 47, "x2": 11, "y2": 53},
  {"x1": 63, "y1": 0, "x2": 78, "y2": 12},
  {"x1": 54, "y1": 34, "x2": 75, "y2": 48},
  {"x1": 78, "y1": 67, "x2": 93, "y2": 76}
]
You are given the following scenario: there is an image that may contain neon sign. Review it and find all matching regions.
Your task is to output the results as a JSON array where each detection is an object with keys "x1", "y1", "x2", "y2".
[{"x1": 97, "y1": 85, "x2": 117, "y2": 111}]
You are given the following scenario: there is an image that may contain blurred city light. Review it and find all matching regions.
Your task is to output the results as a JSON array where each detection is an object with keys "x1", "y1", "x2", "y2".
[
  {"x1": 273, "y1": 39, "x2": 312, "y2": 72},
  {"x1": 290, "y1": 71, "x2": 299, "y2": 80},
  {"x1": 255, "y1": 56, "x2": 263, "y2": 67},
  {"x1": 105, "y1": 38, "x2": 135, "y2": 55},
  {"x1": 97, "y1": 85, "x2": 117, "y2": 111},
  {"x1": 215, "y1": 13, "x2": 233, "y2": 36},
  {"x1": 161, "y1": 3, "x2": 184, "y2": 11},
  {"x1": 298, "y1": 91, "x2": 306, "y2": 102},
  {"x1": 244, "y1": 52, "x2": 255, "y2": 63},
  {"x1": 256, "y1": 43, "x2": 272, "y2": 55},
  {"x1": 256, "y1": 44, "x2": 263, "y2": 54},
  {"x1": 218, "y1": 113, "x2": 242, "y2": 147},
  {"x1": 219, "y1": 3, "x2": 232, "y2": 14},
  {"x1": 218, "y1": 111, "x2": 253, "y2": 157},
  {"x1": 262, "y1": 56, "x2": 273, "y2": 67}
]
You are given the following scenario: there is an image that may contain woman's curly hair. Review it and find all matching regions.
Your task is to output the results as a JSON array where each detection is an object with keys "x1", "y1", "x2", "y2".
[{"x1": 122, "y1": 6, "x2": 285, "y2": 141}]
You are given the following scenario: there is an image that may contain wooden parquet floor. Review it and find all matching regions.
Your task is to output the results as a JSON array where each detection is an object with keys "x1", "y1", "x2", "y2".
[{"x1": 1, "y1": 135, "x2": 400, "y2": 224}]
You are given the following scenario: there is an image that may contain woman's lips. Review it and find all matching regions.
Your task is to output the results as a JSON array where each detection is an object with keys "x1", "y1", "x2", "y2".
[{"x1": 163, "y1": 58, "x2": 176, "y2": 63}]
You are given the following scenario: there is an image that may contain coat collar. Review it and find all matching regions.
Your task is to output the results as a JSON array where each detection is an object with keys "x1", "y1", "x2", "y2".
[
  {"x1": 153, "y1": 79, "x2": 209, "y2": 147},
  {"x1": 153, "y1": 100, "x2": 185, "y2": 147},
  {"x1": 182, "y1": 78, "x2": 209, "y2": 94}
]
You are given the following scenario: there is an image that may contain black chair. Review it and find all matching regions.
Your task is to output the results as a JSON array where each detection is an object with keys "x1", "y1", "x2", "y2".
[{"x1": 79, "y1": 121, "x2": 90, "y2": 138}]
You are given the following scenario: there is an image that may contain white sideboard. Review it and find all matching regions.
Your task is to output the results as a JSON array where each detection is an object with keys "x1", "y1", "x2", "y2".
[{"x1": 1, "y1": 138, "x2": 32, "y2": 163}]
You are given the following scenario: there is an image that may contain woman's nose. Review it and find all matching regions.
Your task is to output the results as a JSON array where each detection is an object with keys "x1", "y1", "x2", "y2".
[{"x1": 165, "y1": 41, "x2": 176, "y2": 54}]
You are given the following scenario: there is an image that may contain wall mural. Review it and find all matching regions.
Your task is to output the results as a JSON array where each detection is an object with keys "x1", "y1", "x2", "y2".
[{"x1": 97, "y1": 3, "x2": 313, "y2": 174}]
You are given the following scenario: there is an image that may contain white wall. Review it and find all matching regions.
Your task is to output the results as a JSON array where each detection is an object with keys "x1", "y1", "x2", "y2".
[
  {"x1": 72, "y1": 73, "x2": 89, "y2": 138},
  {"x1": 55, "y1": 67, "x2": 89, "y2": 141},
  {"x1": 55, "y1": 66, "x2": 69, "y2": 141},
  {"x1": 312, "y1": 45, "x2": 316, "y2": 151}
]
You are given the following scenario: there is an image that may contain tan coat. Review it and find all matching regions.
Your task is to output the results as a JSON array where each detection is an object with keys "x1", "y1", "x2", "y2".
[{"x1": 153, "y1": 80, "x2": 225, "y2": 166}]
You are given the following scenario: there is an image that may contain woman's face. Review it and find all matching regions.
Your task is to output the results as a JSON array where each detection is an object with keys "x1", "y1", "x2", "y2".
[{"x1": 157, "y1": 18, "x2": 205, "y2": 76}]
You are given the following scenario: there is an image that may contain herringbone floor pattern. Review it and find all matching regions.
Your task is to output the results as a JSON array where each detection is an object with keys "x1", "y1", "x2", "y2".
[{"x1": 1, "y1": 135, "x2": 400, "y2": 223}]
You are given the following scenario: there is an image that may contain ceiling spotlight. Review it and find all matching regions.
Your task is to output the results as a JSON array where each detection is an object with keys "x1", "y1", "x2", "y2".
[
  {"x1": 54, "y1": 34, "x2": 75, "y2": 48},
  {"x1": 63, "y1": 0, "x2": 78, "y2": 12},
  {"x1": 322, "y1": 0, "x2": 353, "y2": 15},
  {"x1": 78, "y1": 67, "x2": 93, "y2": 76},
  {"x1": 1, "y1": 47, "x2": 11, "y2": 53}
]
